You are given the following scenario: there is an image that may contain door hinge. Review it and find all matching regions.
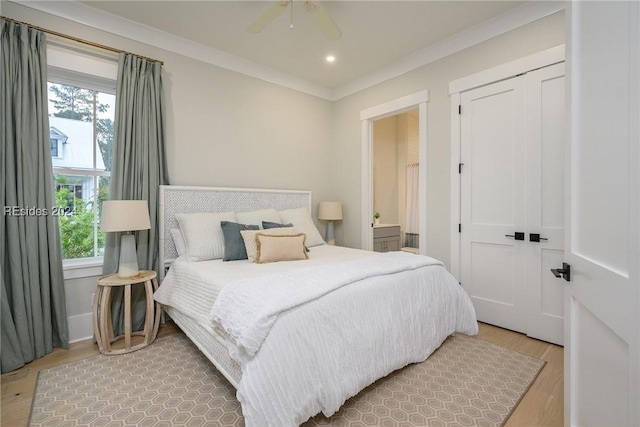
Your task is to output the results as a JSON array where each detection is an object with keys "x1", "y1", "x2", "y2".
[
  {"x1": 458, "y1": 105, "x2": 462, "y2": 115},
  {"x1": 458, "y1": 163, "x2": 464, "y2": 174},
  {"x1": 458, "y1": 224, "x2": 462, "y2": 233}
]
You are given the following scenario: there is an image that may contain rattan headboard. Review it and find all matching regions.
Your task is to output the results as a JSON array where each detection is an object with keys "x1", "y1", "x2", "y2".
[{"x1": 158, "y1": 185, "x2": 312, "y2": 279}]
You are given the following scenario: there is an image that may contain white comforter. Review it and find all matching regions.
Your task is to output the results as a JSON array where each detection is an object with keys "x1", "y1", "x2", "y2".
[
  {"x1": 155, "y1": 247, "x2": 478, "y2": 427},
  {"x1": 210, "y1": 252, "x2": 444, "y2": 363}
]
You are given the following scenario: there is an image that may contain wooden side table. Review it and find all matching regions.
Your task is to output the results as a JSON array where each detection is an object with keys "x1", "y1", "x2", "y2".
[{"x1": 93, "y1": 270, "x2": 161, "y2": 355}]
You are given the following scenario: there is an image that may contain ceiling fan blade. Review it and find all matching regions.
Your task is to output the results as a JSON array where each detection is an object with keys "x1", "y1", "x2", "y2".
[
  {"x1": 306, "y1": 1, "x2": 342, "y2": 41},
  {"x1": 246, "y1": 1, "x2": 289, "y2": 34}
]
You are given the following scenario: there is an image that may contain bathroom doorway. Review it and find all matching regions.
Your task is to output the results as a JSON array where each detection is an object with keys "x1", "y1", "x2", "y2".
[
  {"x1": 372, "y1": 109, "x2": 420, "y2": 253},
  {"x1": 360, "y1": 90, "x2": 428, "y2": 254}
]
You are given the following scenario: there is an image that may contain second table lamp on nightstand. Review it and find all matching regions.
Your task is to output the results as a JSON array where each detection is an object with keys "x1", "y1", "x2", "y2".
[
  {"x1": 101, "y1": 200, "x2": 151, "y2": 278},
  {"x1": 318, "y1": 201, "x2": 343, "y2": 246}
]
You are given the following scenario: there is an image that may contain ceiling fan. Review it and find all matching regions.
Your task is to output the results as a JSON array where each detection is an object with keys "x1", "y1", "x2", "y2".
[{"x1": 246, "y1": 1, "x2": 342, "y2": 41}]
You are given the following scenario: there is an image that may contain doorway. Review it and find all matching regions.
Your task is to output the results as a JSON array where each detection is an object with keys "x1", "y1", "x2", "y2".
[
  {"x1": 360, "y1": 90, "x2": 428, "y2": 253},
  {"x1": 372, "y1": 109, "x2": 420, "y2": 253}
]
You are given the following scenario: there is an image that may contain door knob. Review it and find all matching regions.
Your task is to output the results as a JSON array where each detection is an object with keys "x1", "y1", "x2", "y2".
[
  {"x1": 551, "y1": 262, "x2": 571, "y2": 282},
  {"x1": 505, "y1": 232, "x2": 525, "y2": 240},
  {"x1": 530, "y1": 233, "x2": 548, "y2": 242}
]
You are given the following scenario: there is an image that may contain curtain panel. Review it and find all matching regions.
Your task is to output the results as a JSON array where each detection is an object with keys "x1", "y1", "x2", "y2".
[
  {"x1": 103, "y1": 53, "x2": 168, "y2": 333},
  {"x1": 1, "y1": 20, "x2": 69, "y2": 373}
]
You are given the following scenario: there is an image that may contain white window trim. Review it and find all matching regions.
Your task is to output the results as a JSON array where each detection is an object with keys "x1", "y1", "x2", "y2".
[
  {"x1": 62, "y1": 257, "x2": 104, "y2": 279},
  {"x1": 48, "y1": 66, "x2": 116, "y2": 269}
]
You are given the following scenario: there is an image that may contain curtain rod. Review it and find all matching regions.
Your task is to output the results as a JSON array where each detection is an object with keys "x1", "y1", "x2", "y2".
[{"x1": 1, "y1": 16, "x2": 164, "y2": 65}]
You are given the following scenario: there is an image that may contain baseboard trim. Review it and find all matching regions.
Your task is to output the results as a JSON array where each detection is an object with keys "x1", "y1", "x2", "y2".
[{"x1": 68, "y1": 312, "x2": 94, "y2": 343}]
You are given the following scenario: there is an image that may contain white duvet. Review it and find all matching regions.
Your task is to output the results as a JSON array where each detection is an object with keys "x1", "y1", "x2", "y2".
[{"x1": 154, "y1": 246, "x2": 478, "y2": 427}]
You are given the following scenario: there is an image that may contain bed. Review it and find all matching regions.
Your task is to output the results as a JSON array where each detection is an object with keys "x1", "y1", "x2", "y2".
[{"x1": 154, "y1": 185, "x2": 478, "y2": 427}]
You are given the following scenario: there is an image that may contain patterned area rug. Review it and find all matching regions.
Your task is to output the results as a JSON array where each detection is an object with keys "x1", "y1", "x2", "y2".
[{"x1": 30, "y1": 333, "x2": 544, "y2": 426}]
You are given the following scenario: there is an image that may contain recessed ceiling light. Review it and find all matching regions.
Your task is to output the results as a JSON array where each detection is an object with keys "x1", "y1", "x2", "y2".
[{"x1": 326, "y1": 55, "x2": 336, "y2": 63}]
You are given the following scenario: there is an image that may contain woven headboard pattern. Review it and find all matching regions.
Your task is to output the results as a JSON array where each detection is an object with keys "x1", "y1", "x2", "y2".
[{"x1": 159, "y1": 186, "x2": 312, "y2": 277}]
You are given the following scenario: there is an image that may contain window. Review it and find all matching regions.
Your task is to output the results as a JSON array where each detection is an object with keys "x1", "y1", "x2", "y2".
[
  {"x1": 50, "y1": 138, "x2": 59, "y2": 157},
  {"x1": 48, "y1": 78, "x2": 115, "y2": 261}
]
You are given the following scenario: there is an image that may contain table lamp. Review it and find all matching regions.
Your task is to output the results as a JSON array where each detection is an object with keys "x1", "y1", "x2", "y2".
[
  {"x1": 318, "y1": 201, "x2": 343, "y2": 246},
  {"x1": 101, "y1": 200, "x2": 151, "y2": 278}
]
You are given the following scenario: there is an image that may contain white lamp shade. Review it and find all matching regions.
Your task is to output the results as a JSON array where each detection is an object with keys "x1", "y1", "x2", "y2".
[
  {"x1": 318, "y1": 201, "x2": 343, "y2": 221},
  {"x1": 101, "y1": 200, "x2": 151, "y2": 232}
]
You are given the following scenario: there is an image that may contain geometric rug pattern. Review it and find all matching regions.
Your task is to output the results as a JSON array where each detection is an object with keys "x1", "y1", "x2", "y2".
[{"x1": 30, "y1": 332, "x2": 544, "y2": 427}]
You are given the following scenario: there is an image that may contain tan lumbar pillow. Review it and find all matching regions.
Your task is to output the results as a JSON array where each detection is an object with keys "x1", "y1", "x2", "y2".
[
  {"x1": 240, "y1": 227, "x2": 301, "y2": 262},
  {"x1": 255, "y1": 233, "x2": 308, "y2": 264}
]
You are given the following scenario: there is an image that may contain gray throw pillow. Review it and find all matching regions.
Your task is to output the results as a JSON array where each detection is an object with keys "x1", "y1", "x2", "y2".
[
  {"x1": 262, "y1": 221, "x2": 294, "y2": 229},
  {"x1": 262, "y1": 221, "x2": 309, "y2": 252},
  {"x1": 221, "y1": 221, "x2": 259, "y2": 261}
]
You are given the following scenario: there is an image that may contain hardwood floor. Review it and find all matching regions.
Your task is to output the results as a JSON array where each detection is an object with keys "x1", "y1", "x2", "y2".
[
  {"x1": 476, "y1": 323, "x2": 564, "y2": 426},
  {"x1": 1, "y1": 322, "x2": 563, "y2": 426}
]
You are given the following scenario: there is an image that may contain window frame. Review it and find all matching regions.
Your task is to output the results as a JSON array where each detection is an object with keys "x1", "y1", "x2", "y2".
[
  {"x1": 48, "y1": 67, "x2": 116, "y2": 274},
  {"x1": 50, "y1": 138, "x2": 59, "y2": 157}
]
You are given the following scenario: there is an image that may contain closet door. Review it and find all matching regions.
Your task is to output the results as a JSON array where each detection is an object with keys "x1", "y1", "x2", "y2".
[
  {"x1": 460, "y1": 75, "x2": 528, "y2": 334},
  {"x1": 526, "y1": 63, "x2": 565, "y2": 345},
  {"x1": 460, "y1": 65, "x2": 566, "y2": 344}
]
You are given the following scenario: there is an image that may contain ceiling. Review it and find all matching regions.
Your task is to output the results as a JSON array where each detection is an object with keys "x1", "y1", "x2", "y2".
[{"x1": 78, "y1": 1, "x2": 525, "y2": 90}]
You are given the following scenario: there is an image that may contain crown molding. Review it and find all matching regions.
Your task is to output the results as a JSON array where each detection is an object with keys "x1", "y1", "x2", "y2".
[
  {"x1": 12, "y1": 0, "x2": 333, "y2": 100},
  {"x1": 13, "y1": 0, "x2": 565, "y2": 102}
]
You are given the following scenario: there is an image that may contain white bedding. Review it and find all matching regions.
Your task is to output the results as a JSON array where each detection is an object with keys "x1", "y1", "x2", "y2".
[
  {"x1": 154, "y1": 246, "x2": 478, "y2": 427},
  {"x1": 210, "y1": 252, "x2": 444, "y2": 363},
  {"x1": 154, "y1": 245, "x2": 370, "y2": 325}
]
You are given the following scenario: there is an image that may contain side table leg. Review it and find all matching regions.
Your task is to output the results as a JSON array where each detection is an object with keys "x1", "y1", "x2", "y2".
[
  {"x1": 93, "y1": 287, "x2": 104, "y2": 352},
  {"x1": 151, "y1": 277, "x2": 161, "y2": 342},
  {"x1": 100, "y1": 287, "x2": 113, "y2": 353},
  {"x1": 124, "y1": 283, "x2": 132, "y2": 350},
  {"x1": 143, "y1": 279, "x2": 154, "y2": 345}
]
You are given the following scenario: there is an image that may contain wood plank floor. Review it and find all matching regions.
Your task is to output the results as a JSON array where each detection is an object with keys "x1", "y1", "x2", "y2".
[
  {"x1": 1, "y1": 322, "x2": 563, "y2": 426},
  {"x1": 476, "y1": 323, "x2": 564, "y2": 427}
]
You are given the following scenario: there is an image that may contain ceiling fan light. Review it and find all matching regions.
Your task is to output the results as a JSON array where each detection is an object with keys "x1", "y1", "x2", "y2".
[{"x1": 247, "y1": 0, "x2": 342, "y2": 41}]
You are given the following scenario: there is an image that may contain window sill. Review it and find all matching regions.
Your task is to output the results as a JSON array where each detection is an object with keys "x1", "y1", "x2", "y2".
[{"x1": 63, "y1": 258, "x2": 105, "y2": 280}]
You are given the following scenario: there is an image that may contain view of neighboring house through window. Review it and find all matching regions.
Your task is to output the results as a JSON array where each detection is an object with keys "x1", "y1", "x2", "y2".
[
  {"x1": 49, "y1": 80, "x2": 115, "y2": 260},
  {"x1": 50, "y1": 138, "x2": 59, "y2": 157}
]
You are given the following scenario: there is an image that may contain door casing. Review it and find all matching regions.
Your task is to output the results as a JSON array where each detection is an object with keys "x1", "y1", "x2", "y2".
[{"x1": 360, "y1": 90, "x2": 428, "y2": 253}]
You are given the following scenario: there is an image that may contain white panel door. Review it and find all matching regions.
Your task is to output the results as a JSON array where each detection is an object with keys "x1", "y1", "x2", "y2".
[
  {"x1": 460, "y1": 76, "x2": 528, "y2": 334},
  {"x1": 565, "y1": 2, "x2": 639, "y2": 425},
  {"x1": 526, "y1": 63, "x2": 566, "y2": 346}
]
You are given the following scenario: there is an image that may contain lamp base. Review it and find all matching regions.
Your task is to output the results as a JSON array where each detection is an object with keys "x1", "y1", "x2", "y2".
[
  {"x1": 118, "y1": 234, "x2": 139, "y2": 278},
  {"x1": 325, "y1": 221, "x2": 336, "y2": 246}
]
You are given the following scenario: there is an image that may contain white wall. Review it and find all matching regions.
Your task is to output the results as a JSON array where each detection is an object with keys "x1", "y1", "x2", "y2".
[
  {"x1": 4, "y1": 2, "x2": 334, "y2": 342},
  {"x1": 331, "y1": 11, "x2": 565, "y2": 266}
]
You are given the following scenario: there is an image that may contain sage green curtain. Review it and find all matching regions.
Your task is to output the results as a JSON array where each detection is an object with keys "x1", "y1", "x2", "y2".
[
  {"x1": 103, "y1": 53, "x2": 168, "y2": 333},
  {"x1": 1, "y1": 20, "x2": 69, "y2": 373}
]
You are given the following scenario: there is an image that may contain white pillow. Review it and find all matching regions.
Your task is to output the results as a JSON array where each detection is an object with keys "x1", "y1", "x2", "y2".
[
  {"x1": 170, "y1": 228, "x2": 186, "y2": 257},
  {"x1": 176, "y1": 212, "x2": 237, "y2": 261},
  {"x1": 236, "y1": 208, "x2": 282, "y2": 228},
  {"x1": 278, "y1": 207, "x2": 325, "y2": 247},
  {"x1": 240, "y1": 227, "x2": 302, "y2": 262}
]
